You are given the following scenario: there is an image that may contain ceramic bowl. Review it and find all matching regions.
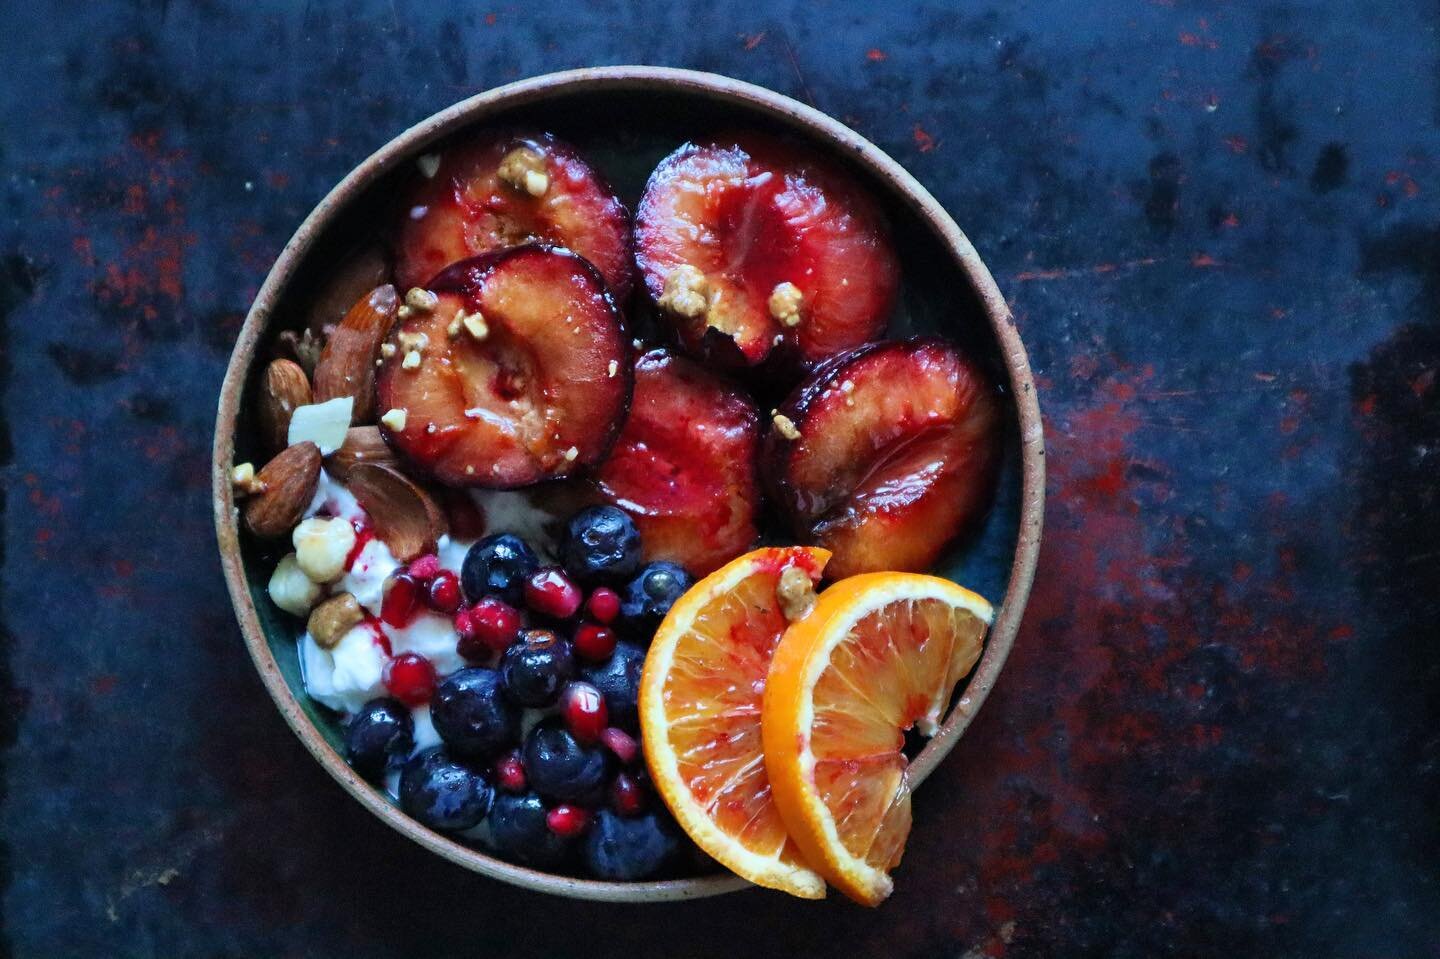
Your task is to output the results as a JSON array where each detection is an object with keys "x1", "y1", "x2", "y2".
[{"x1": 212, "y1": 66, "x2": 1044, "y2": 902}]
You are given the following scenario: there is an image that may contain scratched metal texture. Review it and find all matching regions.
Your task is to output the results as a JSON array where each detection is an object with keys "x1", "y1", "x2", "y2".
[{"x1": 1, "y1": 1, "x2": 1437, "y2": 956}]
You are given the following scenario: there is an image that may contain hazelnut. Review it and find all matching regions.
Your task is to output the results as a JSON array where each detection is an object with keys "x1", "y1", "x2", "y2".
[
  {"x1": 293, "y1": 516, "x2": 357, "y2": 584},
  {"x1": 268, "y1": 553, "x2": 322, "y2": 616}
]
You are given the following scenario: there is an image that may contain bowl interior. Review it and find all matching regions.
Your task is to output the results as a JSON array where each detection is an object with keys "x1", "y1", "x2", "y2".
[{"x1": 221, "y1": 72, "x2": 1035, "y2": 898}]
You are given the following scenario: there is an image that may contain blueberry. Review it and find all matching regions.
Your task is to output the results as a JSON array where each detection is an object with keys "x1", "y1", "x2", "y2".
[
  {"x1": 499, "y1": 629, "x2": 575, "y2": 708},
  {"x1": 398, "y1": 747, "x2": 493, "y2": 832},
  {"x1": 430, "y1": 668, "x2": 520, "y2": 759},
  {"x1": 487, "y1": 792, "x2": 572, "y2": 869},
  {"x1": 522, "y1": 719, "x2": 610, "y2": 804},
  {"x1": 618, "y1": 562, "x2": 693, "y2": 636},
  {"x1": 461, "y1": 534, "x2": 539, "y2": 605},
  {"x1": 560, "y1": 506, "x2": 642, "y2": 585},
  {"x1": 578, "y1": 640, "x2": 645, "y2": 732},
  {"x1": 581, "y1": 809, "x2": 681, "y2": 880},
  {"x1": 344, "y1": 698, "x2": 414, "y2": 781}
]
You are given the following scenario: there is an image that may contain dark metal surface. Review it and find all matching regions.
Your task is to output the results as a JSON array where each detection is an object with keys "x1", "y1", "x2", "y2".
[{"x1": 2, "y1": 1, "x2": 1437, "y2": 956}]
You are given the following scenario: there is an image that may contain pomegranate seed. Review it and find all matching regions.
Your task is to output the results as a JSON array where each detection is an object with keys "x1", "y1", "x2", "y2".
[
  {"x1": 585, "y1": 587, "x2": 621, "y2": 624},
  {"x1": 427, "y1": 570, "x2": 462, "y2": 613},
  {"x1": 600, "y1": 727, "x2": 639, "y2": 765},
  {"x1": 380, "y1": 574, "x2": 421, "y2": 628},
  {"x1": 561, "y1": 682, "x2": 608, "y2": 744},
  {"x1": 611, "y1": 772, "x2": 646, "y2": 816},
  {"x1": 457, "y1": 597, "x2": 522, "y2": 659},
  {"x1": 383, "y1": 652, "x2": 436, "y2": 706},
  {"x1": 407, "y1": 554, "x2": 442, "y2": 580},
  {"x1": 524, "y1": 566, "x2": 583, "y2": 620},
  {"x1": 494, "y1": 751, "x2": 527, "y2": 793},
  {"x1": 573, "y1": 623, "x2": 617, "y2": 662},
  {"x1": 546, "y1": 804, "x2": 591, "y2": 838}
]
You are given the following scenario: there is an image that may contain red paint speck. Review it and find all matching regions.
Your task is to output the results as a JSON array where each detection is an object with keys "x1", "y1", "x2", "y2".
[
  {"x1": 866, "y1": 48, "x2": 888, "y2": 62},
  {"x1": 1223, "y1": 135, "x2": 1248, "y2": 154},
  {"x1": 912, "y1": 124, "x2": 936, "y2": 152},
  {"x1": 740, "y1": 31, "x2": 766, "y2": 50}
]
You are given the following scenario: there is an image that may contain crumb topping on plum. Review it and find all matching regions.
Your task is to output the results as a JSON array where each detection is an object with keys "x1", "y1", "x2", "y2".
[
  {"x1": 497, "y1": 146, "x2": 550, "y2": 197},
  {"x1": 656, "y1": 264, "x2": 710, "y2": 319}
]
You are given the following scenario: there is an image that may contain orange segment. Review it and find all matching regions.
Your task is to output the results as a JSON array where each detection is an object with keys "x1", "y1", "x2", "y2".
[
  {"x1": 762, "y1": 572, "x2": 992, "y2": 905},
  {"x1": 640, "y1": 547, "x2": 831, "y2": 899}
]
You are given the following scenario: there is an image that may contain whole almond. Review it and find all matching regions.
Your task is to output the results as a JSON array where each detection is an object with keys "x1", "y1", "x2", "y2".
[
  {"x1": 345, "y1": 462, "x2": 448, "y2": 561},
  {"x1": 307, "y1": 592, "x2": 364, "y2": 649},
  {"x1": 257, "y1": 358, "x2": 312, "y2": 455},
  {"x1": 329, "y1": 426, "x2": 398, "y2": 482},
  {"x1": 313, "y1": 284, "x2": 398, "y2": 425},
  {"x1": 305, "y1": 243, "x2": 392, "y2": 335},
  {"x1": 242, "y1": 442, "x2": 322, "y2": 539}
]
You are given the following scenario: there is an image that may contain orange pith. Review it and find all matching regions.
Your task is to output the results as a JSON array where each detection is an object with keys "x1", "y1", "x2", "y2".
[
  {"x1": 640, "y1": 547, "x2": 831, "y2": 899},
  {"x1": 762, "y1": 572, "x2": 992, "y2": 906}
]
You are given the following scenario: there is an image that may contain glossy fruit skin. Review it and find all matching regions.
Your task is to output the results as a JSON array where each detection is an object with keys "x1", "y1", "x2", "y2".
[
  {"x1": 560, "y1": 506, "x2": 643, "y2": 585},
  {"x1": 383, "y1": 652, "x2": 437, "y2": 707},
  {"x1": 618, "y1": 562, "x2": 694, "y2": 636},
  {"x1": 375, "y1": 246, "x2": 633, "y2": 488},
  {"x1": 344, "y1": 697, "x2": 415, "y2": 781},
  {"x1": 381, "y1": 574, "x2": 422, "y2": 628},
  {"x1": 523, "y1": 566, "x2": 583, "y2": 620},
  {"x1": 581, "y1": 809, "x2": 682, "y2": 881},
  {"x1": 546, "y1": 804, "x2": 592, "y2": 838},
  {"x1": 427, "y1": 570, "x2": 463, "y2": 613},
  {"x1": 572, "y1": 622, "x2": 618, "y2": 662},
  {"x1": 407, "y1": 554, "x2": 442, "y2": 580},
  {"x1": 522, "y1": 719, "x2": 611, "y2": 804},
  {"x1": 761, "y1": 338, "x2": 1001, "y2": 578},
  {"x1": 594, "y1": 350, "x2": 760, "y2": 576},
  {"x1": 611, "y1": 771, "x2": 646, "y2": 816},
  {"x1": 635, "y1": 135, "x2": 898, "y2": 370},
  {"x1": 494, "y1": 750, "x2": 527, "y2": 793},
  {"x1": 456, "y1": 596, "x2": 523, "y2": 659},
  {"x1": 462, "y1": 534, "x2": 539, "y2": 606},
  {"x1": 560, "y1": 681, "x2": 608, "y2": 744},
  {"x1": 429, "y1": 668, "x2": 520, "y2": 759},
  {"x1": 499, "y1": 629, "x2": 576, "y2": 708},
  {"x1": 488, "y1": 791, "x2": 572, "y2": 869},
  {"x1": 395, "y1": 131, "x2": 634, "y2": 300},
  {"x1": 578, "y1": 640, "x2": 646, "y2": 732},
  {"x1": 599, "y1": 726, "x2": 639, "y2": 765},
  {"x1": 585, "y1": 587, "x2": 621, "y2": 624},
  {"x1": 398, "y1": 747, "x2": 493, "y2": 832}
]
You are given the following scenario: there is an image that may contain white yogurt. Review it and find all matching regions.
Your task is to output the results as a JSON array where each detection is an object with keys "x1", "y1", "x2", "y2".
[{"x1": 299, "y1": 625, "x2": 387, "y2": 714}]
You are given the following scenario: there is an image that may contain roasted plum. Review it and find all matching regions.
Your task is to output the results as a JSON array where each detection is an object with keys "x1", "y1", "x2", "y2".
[
  {"x1": 396, "y1": 131, "x2": 632, "y2": 299},
  {"x1": 635, "y1": 135, "x2": 899, "y2": 370},
  {"x1": 594, "y1": 349, "x2": 760, "y2": 576},
  {"x1": 375, "y1": 245, "x2": 632, "y2": 488},
  {"x1": 761, "y1": 339, "x2": 1000, "y2": 578}
]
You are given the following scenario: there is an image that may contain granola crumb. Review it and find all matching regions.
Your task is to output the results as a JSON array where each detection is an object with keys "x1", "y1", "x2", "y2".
[
  {"x1": 397, "y1": 331, "x2": 429, "y2": 352},
  {"x1": 563, "y1": 446, "x2": 579, "y2": 462},
  {"x1": 380, "y1": 408, "x2": 408, "y2": 431},
  {"x1": 776, "y1": 564, "x2": 817, "y2": 622},
  {"x1": 768, "y1": 281, "x2": 803, "y2": 327},
  {"x1": 773, "y1": 413, "x2": 801, "y2": 441},
  {"x1": 462, "y1": 311, "x2": 489, "y2": 341},
  {"x1": 404, "y1": 287, "x2": 438, "y2": 312},
  {"x1": 465, "y1": 465, "x2": 476, "y2": 475},
  {"x1": 607, "y1": 359, "x2": 618, "y2": 378},
  {"x1": 230, "y1": 462, "x2": 266, "y2": 496},
  {"x1": 397, "y1": 304, "x2": 413, "y2": 321},
  {"x1": 416, "y1": 153, "x2": 441, "y2": 179},
  {"x1": 446, "y1": 317, "x2": 462, "y2": 338},
  {"x1": 380, "y1": 342, "x2": 397, "y2": 358},
  {"x1": 426, "y1": 422, "x2": 437, "y2": 434},
  {"x1": 657, "y1": 264, "x2": 710, "y2": 318},
  {"x1": 498, "y1": 146, "x2": 549, "y2": 196},
  {"x1": 402, "y1": 350, "x2": 422, "y2": 370}
]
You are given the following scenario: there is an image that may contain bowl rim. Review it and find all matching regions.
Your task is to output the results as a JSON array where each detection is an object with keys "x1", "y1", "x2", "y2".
[{"x1": 211, "y1": 65, "x2": 1045, "y2": 903}]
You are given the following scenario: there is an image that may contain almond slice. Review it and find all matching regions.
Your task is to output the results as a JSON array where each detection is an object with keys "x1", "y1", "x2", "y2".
[
  {"x1": 328, "y1": 426, "x2": 398, "y2": 482},
  {"x1": 242, "y1": 442, "x2": 322, "y2": 539},
  {"x1": 344, "y1": 462, "x2": 447, "y2": 561},
  {"x1": 313, "y1": 284, "x2": 399, "y2": 424},
  {"x1": 257, "y1": 358, "x2": 312, "y2": 455}
]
